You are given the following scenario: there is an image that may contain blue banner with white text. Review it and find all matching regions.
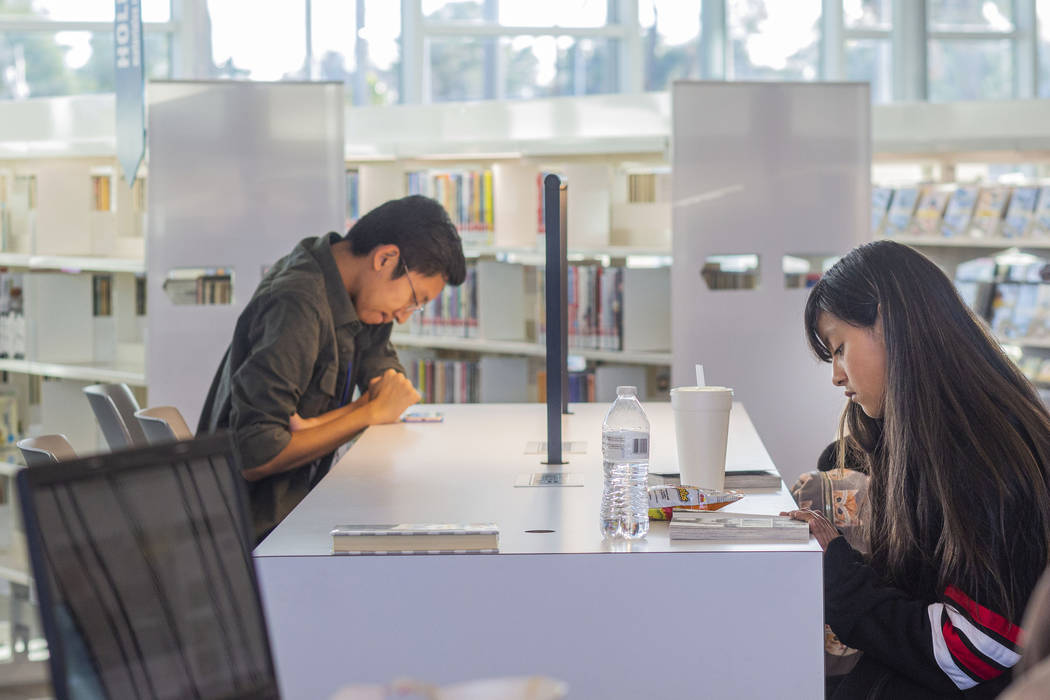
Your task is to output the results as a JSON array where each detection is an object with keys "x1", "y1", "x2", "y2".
[{"x1": 114, "y1": 0, "x2": 145, "y2": 186}]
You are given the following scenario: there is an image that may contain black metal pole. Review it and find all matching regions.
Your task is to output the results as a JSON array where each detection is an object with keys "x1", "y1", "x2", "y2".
[
  {"x1": 559, "y1": 182, "x2": 570, "y2": 416},
  {"x1": 544, "y1": 174, "x2": 566, "y2": 465}
]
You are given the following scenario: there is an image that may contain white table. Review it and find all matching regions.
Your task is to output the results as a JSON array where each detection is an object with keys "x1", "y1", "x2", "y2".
[{"x1": 254, "y1": 402, "x2": 824, "y2": 700}]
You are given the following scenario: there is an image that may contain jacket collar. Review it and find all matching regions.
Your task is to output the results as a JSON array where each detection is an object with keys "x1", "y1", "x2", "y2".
[{"x1": 307, "y1": 233, "x2": 362, "y2": 331}]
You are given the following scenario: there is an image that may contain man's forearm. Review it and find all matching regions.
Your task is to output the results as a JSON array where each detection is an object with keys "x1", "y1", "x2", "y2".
[{"x1": 242, "y1": 404, "x2": 374, "y2": 481}]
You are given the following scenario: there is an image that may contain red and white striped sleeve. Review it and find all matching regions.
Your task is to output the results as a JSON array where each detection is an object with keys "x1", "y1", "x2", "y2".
[
  {"x1": 824, "y1": 537, "x2": 1027, "y2": 695},
  {"x1": 927, "y1": 585, "x2": 1024, "y2": 690}
]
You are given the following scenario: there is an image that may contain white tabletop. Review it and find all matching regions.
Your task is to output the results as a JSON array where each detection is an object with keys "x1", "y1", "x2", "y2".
[{"x1": 255, "y1": 401, "x2": 817, "y2": 558}]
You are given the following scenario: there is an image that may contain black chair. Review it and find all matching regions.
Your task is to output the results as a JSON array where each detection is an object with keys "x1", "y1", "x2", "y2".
[{"x1": 16, "y1": 433, "x2": 280, "y2": 700}]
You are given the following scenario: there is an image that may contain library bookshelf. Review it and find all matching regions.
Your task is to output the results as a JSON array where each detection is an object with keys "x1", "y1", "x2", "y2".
[
  {"x1": 8, "y1": 91, "x2": 1050, "y2": 452},
  {"x1": 872, "y1": 176, "x2": 1050, "y2": 400},
  {"x1": 344, "y1": 94, "x2": 676, "y2": 404}
]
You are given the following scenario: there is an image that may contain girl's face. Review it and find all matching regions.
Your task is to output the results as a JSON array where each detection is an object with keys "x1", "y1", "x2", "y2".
[{"x1": 816, "y1": 311, "x2": 888, "y2": 419}]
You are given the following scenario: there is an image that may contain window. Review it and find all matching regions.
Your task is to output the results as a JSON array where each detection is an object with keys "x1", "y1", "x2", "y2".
[
  {"x1": 428, "y1": 37, "x2": 487, "y2": 101},
  {"x1": 844, "y1": 0, "x2": 891, "y2": 29},
  {"x1": 928, "y1": 0, "x2": 1013, "y2": 30},
  {"x1": 727, "y1": 0, "x2": 821, "y2": 81},
  {"x1": 843, "y1": 0, "x2": 892, "y2": 103},
  {"x1": 929, "y1": 38, "x2": 1013, "y2": 101},
  {"x1": 311, "y1": 0, "x2": 400, "y2": 105},
  {"x1": 15, "y1": 0, "x2": 170, "y2": 22},
  {"x1": 1037, "y1": 0, "x2": 1050, "y2": 96},
  {"x1": 927, "y1": 0, "x2": 1016, "y2": 102},
  {"x1": 420, "y1": 0, "x2": 624, "y2": 101},
  {"x1": 845, "y1": 39, "x2": 892, "y2": 102},
  {"x1": 639, "y1": 0, "x2": 701, "y2": 91},
  {"x1": 0, "y1": 3, "x2": 173, "y2": 100},
  {"x1": 210, "y1": 0, "x2": 307, "y2": 79}
]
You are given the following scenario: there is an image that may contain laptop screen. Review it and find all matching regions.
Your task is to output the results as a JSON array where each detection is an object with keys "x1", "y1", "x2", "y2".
[{"x1": 18, "y1": 434, "x2": 279, "y2": 700}]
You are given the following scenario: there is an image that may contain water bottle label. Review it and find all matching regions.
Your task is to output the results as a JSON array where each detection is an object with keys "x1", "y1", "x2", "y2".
[{"x1": 602, "y1": 431, "x2": 649, "y2": 460}]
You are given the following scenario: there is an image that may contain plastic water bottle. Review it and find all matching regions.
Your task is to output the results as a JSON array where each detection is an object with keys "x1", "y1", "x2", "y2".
[{"x1": 601, "y1": 386, "x2": 651, "y2": 540}]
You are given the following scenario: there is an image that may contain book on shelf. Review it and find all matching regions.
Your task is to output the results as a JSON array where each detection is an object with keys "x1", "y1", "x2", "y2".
[
  {"x1": 1002, "y1": 186, "x2": 1039, "y2": 239},
  {"x1": 331, "y1": 523, "x2": 499, "y2": 555},
  {"x1": 408, "y1": 169, "x2": 494, "y2": 245},
  {"x1": 1032, "y1": 187, "x2": 1050, "y2": 239},
  {"x1": 939, "y1": 186, "x2": 977, "y2": 238},
  {"x1": 883, "y1": 186, "x2": 918, "y2": 237},
  {"x1": 405, "y1": 358, "x2": 479, "y2": 404},
  {"x1": 92, "y1": 274, "x2": 113, "y2": 317},
  {"x1": 626, "y1": 171, "x2": 671, "y2": 203},
  {"x1": 1031, "y1": 285, "x2": 1050, "y2": 339},
  {"x1": 537, "y1": 264, "x2": 625, "y2": 351},
  {"x1": 1012, "y1": 284, "x2": 1040, "y2": 339},
  {"x1": 910, "y1": 186, "x2": 951, "y2": 236},
  {"x1": 0, "y1": 270, "x2": 25, "y2": 359},
  {"x1": 91, "y1": 173, "x2": 112, "y2": 212},
  {"x1": 196, "y1": 274, "x2": 232, "y2": 305},
  {"x1": 870, "y1": 187, "x2": 894, "y2": 236},
  {"x1": 536, "y1": 369, "x2": 596, "y2": 403},
  {"x1": 970, "y1": 187, "x2": 1010, "y2": 237},
  {"x1": 400, "y1": 263, "x2": 479, "y2": 339},
  {"x1": 668, "y1": 510, "x2": 810, "y2": 543}
]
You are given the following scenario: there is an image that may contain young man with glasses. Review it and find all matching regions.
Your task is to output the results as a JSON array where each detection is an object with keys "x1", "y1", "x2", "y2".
[{"x1": 198, "y1": 195, "x2": 467, "y2": 542}]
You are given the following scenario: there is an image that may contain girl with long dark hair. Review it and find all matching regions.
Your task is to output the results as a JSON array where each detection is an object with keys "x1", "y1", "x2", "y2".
[{"x1": 786, "y1": 240, "x2": 1050, "y2": 698}]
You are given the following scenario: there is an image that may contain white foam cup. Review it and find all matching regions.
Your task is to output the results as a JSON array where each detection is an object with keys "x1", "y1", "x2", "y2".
[{"x1": 670, "y1": 386, "x2": 734, "y2": 490}]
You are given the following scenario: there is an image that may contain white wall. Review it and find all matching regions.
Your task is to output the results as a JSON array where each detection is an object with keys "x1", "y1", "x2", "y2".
[
  {"x1": 146, "y1": 81, "x2": 345, "y2": 427},
  {"x1": 671, "y1": 82, "x2": 870, "y2": 487}
]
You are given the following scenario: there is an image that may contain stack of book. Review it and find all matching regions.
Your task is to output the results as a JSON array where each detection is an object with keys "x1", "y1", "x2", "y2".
[
  {"x1": 649, "y1": 468, "x2": 782, "y2": 490},
  {"x1": 331, "y1": 523, "x2": 499, "y2": 555},
  {"x1": 668, "y1": 510, "x2": 810, "y2": 543}
]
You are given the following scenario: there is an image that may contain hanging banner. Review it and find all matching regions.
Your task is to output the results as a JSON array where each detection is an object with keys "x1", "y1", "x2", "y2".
[{"x1": 114, "y1": 0, "x2": 145, "y2": 186}]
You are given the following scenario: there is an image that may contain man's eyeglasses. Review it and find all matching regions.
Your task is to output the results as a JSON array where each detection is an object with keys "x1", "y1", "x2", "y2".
[{"x1": 399, "y1": 260, "x2": 424, "y2": 315}]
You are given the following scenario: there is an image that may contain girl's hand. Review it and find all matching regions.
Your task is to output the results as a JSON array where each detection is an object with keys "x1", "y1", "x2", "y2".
[{"x1": 781, "y1": 508, "x2": 841, "y2": 551}]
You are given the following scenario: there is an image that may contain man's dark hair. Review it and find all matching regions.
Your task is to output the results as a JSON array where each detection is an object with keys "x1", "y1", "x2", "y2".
[{"x1": 346, "y1": 195, "x2": 467, "y2": 286}]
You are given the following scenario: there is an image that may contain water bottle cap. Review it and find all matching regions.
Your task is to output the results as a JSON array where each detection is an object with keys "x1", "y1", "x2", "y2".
[{"x1": 616, "y1": 386, "x2": 637, "y2": 396}]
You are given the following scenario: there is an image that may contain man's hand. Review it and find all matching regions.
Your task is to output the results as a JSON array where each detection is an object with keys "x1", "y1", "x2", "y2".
[
  {"x1": 365, "y1": 369, "x2": 421, "y2": 424},
  {"x1": 289, "y1": 393, "x2": 369, "y2": 433},
  {"x1": 781, "y1": 508, "x2": 841, "y2": 551},
  {"x1": 368, "y1": 373, "x2": 384, "y2": 401},
  {"x1": 289, "y1": 412, "x2": 314, "y2": 432}
]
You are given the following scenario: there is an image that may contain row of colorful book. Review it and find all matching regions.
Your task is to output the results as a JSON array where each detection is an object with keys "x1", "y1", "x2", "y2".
[
  {"x1": 536, "y1": 369, "x2": 597, "y2": 403},
  {"x1": 537, "y1": 265, "x2": 625, "y2": 351},
  {"x1": 398, "y1": 265, "x2": 479, "y2": 338},
  {"x1": 954, "y1": 257, "x2": 1050, "y2": 342},
  {"x1": 0, "y1": 312, "x2": 26, "y2": 359},
  {"x1": 407, "y1": 170, "x2": 495, "y2": 242},
  {"x1": 404, "y1": 359, "x2": 479, "y2": 404},
  {"x1": 874, "y1": 184, "x2": 1050, "y2": 239},
  {"x1": 0, "y1": 271, "x2": 26, "y2": 357}
]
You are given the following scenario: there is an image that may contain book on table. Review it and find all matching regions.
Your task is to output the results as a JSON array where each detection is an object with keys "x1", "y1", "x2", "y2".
[
  {"x1": 722, "y1": 470, "x2": 782, "y2": 489},
  {"x1": 668, "y1": 511, "x2": 810, "y2": 543},
  {"x1": 649, "y1": 468, "x2": 781, "y2": 490},
  {"x1": 331, "y1": 523, "x2": 499, "y2": 555}
]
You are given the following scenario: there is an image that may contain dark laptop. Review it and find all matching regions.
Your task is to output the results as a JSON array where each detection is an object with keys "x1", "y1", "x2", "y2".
[{"x1": 16, "y1": 432, "x2": 280, "y2": 700}]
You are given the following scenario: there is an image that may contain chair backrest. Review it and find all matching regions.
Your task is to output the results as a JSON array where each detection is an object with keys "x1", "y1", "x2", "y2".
[
  {"x1": 17, "y1": 434, "x2": 77, "y2": 466},
  {"x1": 135, "y1": 406, "x2": 194, "y2": 444},
  {"x1": 16, "y1": 433, "x2": 279, "y2": 700},
  {"x1": 83, "y1": 383, "x2": 149, "y2": 450}
]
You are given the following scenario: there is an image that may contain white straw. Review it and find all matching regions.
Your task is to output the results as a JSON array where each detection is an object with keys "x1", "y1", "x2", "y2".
[{"x1": 695, "y1": 364, "x2": 706, "y2": 387}]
